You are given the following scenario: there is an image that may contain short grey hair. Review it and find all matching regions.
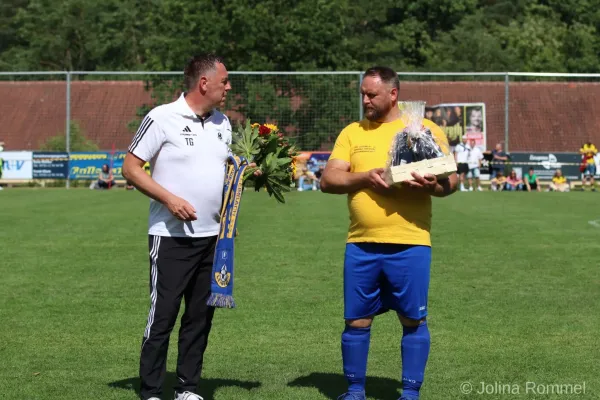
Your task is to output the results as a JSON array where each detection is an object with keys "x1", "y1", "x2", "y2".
[{"x1": 183, "y1": 53, "x2": 225, "y2": 90}]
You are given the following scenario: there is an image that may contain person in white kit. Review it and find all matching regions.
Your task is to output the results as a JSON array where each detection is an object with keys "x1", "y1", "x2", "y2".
[
  {"x1": 453, "y1": 135, "x2": 470, "y2": 191},
  {"x1": 122, "y1": 53, "x2": 234, "y2": 400},
  {"x1": 466, "y1": 139, "x2": 484, "y2": 191}
]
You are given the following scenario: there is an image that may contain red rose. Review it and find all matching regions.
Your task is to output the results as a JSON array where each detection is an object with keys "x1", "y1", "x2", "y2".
[{"x1": 259, "y1": 125, "x2": 271, "y2": 136}]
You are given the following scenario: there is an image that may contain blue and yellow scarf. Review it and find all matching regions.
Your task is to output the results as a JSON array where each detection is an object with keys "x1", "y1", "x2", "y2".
[{"x1": 207, "y1": 155, "x2": 248, "y2": 309}]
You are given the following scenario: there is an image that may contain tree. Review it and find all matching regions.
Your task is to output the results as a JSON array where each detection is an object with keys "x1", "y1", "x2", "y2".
[
  {"x1": 499, "y1": 5, "x2": 568, "y2": 73},
  {"x1": 425, "y1": 12, "x2": 519, "y2": 72},
  {"x1": 562, "y1": 22, "x2": 599, "y2": 73},
  {"x1": 4, "y1": 0, "x2": 600, "y2": 151},
  {"x1": 2, "y1": 0, "x2": 147, "y2": 71},
  {"x1": 131, "y1": 0, "x2": 362, "y2": 150},
  {"x1": 0, "y1": 0, "x2": 28, "y2": 70}
]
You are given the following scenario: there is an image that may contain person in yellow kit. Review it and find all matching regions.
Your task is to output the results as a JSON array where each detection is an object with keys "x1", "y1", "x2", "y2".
[
  {"x1": 579, "y1": 141, "x2": 597, "y2": 191},
  {"x1": 549, "y1": 169, "x2": 571, "y2": 192},
  {"x1": 320, "y1": 66, "x2": 458, "y2": 400}
]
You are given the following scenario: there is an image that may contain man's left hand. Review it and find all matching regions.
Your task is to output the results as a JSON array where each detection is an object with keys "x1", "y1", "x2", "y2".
[
  {"x1": 402, "y1": 172, "x2": 438, "y2": 192},
  {"x1": 248, "y1": 162, "x2": 262, "y2": 177}
]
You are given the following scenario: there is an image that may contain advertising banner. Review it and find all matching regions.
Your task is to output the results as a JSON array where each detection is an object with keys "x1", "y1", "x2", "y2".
[
  {"x1": 508, "y1": 152, "x2": 581, "y2": 181},
  {"x1": 32, "y1": 152, "x2": 69, "y2": 179},
  {"x1": 0, "y1": 151, "x2": 33, "y2": 179},
  {"x1": 425, "y1": 103, "x2": 487, "y2": 151},
  {"x1": 69, "y1": 151, "x2": 126, "y2": 180},
  {"x1": 296, "y1": 151, "x2": 330, "y2": 174}
]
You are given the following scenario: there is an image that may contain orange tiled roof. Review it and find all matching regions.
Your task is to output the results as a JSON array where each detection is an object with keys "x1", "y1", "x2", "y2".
[{"x1": 0, "y1": 80, "x2": 598, "y2": 152}]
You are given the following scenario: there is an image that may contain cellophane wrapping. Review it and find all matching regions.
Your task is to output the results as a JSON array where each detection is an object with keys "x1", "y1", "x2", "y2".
[{"x1": 387, "y1": 101, "x2": 450, "y2": 168}]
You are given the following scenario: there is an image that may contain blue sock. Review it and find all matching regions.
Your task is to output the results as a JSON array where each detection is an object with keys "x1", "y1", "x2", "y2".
[
  {"x1": 401, "y1": 321, "x2": 430, "y2": 399},
  {"x1": 341, "y1": 325, "x2": 371, "y2": 393}
]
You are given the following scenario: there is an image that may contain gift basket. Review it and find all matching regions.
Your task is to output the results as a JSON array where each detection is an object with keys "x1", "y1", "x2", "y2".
[{"x1": 383, "y1": 101, "x2": 457, "y2": 185}]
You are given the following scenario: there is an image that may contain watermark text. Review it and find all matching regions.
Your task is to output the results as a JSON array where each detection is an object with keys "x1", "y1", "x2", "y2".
[{"x1": 460, "y1": 381, "x2": 587, "y2": 395}]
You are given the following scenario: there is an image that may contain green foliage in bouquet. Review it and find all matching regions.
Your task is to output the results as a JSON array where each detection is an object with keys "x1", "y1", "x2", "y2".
[{"x1": 229, "y1": 120, "x2": 298, "y2": 203}]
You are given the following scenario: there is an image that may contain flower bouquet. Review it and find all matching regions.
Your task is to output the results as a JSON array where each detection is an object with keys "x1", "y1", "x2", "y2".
[
  {"x1": 229, "y1": 120, "x2": 298, "y2": 203},
  {"x1": 383, "y1": 101, "x2": 456, "y2": 185}
]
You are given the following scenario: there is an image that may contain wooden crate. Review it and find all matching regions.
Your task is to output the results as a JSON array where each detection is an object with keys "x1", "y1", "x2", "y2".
[{"x1": 385, "y1": 154, "x2": 457, "y2": 185}]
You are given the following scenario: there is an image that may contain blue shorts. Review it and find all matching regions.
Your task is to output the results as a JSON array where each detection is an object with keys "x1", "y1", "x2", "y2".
[
  {"x1": 344, "y1": 243, "x2": 431, "y2": 321},
  {"x1": 584, "y1": 164, "x2": 596, "y2": 176}
]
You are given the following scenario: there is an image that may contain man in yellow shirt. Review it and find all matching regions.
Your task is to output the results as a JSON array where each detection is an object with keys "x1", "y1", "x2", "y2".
[
  {"x1": 320, "y1": 66, "x2": 458, "y2": 400},
  {"x1": 579, "y1": 141, "x2": 597, "y2": 191}
]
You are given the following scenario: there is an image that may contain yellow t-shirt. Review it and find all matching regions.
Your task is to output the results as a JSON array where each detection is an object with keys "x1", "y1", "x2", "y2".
[
  {"x1": 580, "y1": 144, "x2": 597, "y2": 164},
  {"x1": 329, "y1": 118, "x2": 449, "y2": 246},
  {"x1": 553, "y1": 176, "x2": 567, "y2": 184}
]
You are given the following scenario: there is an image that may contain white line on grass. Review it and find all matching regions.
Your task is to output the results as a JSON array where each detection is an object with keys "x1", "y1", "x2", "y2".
[{"x1": 588, "y1": 219, "x2": 600, "y2": 228}]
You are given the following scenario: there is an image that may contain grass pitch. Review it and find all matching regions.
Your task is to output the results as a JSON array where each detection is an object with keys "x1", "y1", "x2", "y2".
[{"x1": 0, "y1": 189, "x2": 598, "y2": 399}]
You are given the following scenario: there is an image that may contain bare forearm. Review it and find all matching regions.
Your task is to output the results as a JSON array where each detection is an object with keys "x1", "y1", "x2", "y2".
[
  {"x1": 123, "y1": 167, "x2": 172, "y2": 204},
  {"x1": 431, "y1": 176, "x2": 458, "y2": 197},
  {"x1": 321, "y1": 170, "x2": 368, "y2": 194}
]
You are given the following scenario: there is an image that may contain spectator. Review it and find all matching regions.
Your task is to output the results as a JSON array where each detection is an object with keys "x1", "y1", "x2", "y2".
[
  {"x1": 490, "y1": 170, "x2": 506, "y2": 191},
  {"x1": 579, "y1": 141, "x2": 597, "y2": 191},
  {"x1": 97, "y1": 163, "x2": 116, "y2": 189},
  {"x1": 549, "y1": 169, "x2": 570, "y2": 192},
  {"x1": 523, "y1": 167, "x2": 541, "y2": 192},
  {"x1": 453, "y1": 136, "x2": 469, "y2": 192},
  {"x1": 313, "y1": 165, "x2": 324, "y2": 190},
  {"x1": 505, "y1": 170, "x2": 523, "y2": 191},
  {"x1": 297, "y1": 167, "x2": 316, "y2": 191},
  {"x1": 466, "y1": 139, "x2": 483, "y2": 191},
  {"x1": 490, "y1": 143, "x2": 508, "y2": 178}
]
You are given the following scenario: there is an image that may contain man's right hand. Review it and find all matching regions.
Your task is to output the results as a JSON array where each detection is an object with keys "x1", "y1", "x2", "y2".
[
  {"x1": 165, "y1": 195, "x2": 197, "y2": 221},
  {"x1": 365, "y1": 168, "x2": 390, "y2": 193},
  {"x1": 321, "y1": 161, "x2": 392, "y2": 195}
]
